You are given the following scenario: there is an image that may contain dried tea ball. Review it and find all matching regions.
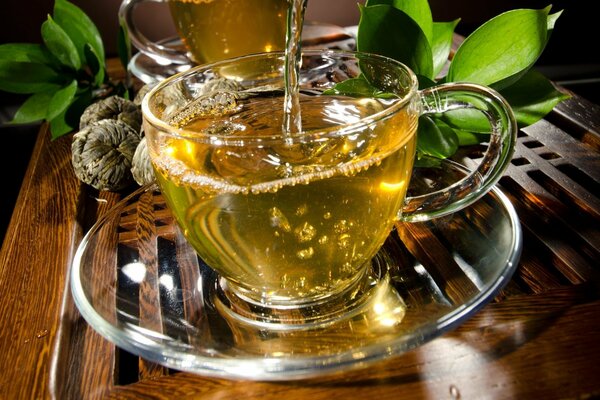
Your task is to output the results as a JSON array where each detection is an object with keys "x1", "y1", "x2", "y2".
[
  {"x1": 131, "y1": 136, "x2": 155, "y2": 186},
  {"x1": 72, "y1": 119, "x2": 141, "y2": 191},
  {"x1": 133, "y1": 84, "x2": 154, "y2": 106},
  {"x1": 79, "y1": 95, "x2": 142, "y2": 133}
]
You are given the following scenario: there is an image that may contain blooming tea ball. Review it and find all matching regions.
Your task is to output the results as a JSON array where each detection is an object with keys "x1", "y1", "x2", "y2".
[{"x1": 72, "y1": 119, "x2": 141, "y2": 191}]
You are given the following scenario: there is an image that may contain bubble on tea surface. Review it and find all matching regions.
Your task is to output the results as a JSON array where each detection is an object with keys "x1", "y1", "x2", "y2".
[
  {"x1": 204, "y1": 120, "x2": 246, "y2": 136},
  {"x1": 169, "y1": 89, "x2": 244, "y2": 127}
]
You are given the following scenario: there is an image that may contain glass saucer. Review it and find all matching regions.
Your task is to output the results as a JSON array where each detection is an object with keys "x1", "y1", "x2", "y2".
[
  {"x1": 71, "y1": 173, "x2": 521, "y2": 381},
  {"x1": 129, "y1": 22, "x2": 356, "y2": 84}
]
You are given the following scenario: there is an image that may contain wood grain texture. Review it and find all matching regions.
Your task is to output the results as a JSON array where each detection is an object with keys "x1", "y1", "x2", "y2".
[{"x1": 0, "y1": 127, "x2": 84, "y2": 399}]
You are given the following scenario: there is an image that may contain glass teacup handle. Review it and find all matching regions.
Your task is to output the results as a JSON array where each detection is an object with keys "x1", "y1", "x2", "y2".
[
  {"x1": 119, "y1": 0, "x2": 190, "y2": 65},
  {"x1": 401, "y1": 83, "x2": 517, "y2": 222}
]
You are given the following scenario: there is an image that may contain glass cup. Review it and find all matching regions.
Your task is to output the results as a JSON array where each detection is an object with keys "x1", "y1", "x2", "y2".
[
  {"x1": 119, "y1": 0, "x2": 289, "y2": 65},
  {"x1": 142, "y1": 50, "x2": 516, "y2": 327}
]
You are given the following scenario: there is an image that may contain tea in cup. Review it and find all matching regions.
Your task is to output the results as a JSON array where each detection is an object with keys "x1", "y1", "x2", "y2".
[
  {"x1": 119, "y1": 0, "x2": 288, "y2": 65},
  {"x1": 142, "y1": 50, "x2": 516, "y2": 326}
]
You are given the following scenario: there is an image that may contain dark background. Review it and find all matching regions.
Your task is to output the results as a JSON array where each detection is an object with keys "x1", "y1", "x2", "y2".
[{"x1": 1, "y1": 0, "x2": 598, "y2": 244}]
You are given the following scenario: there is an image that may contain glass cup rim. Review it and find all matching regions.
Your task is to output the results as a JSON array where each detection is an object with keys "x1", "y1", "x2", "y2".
[{"x1": 141, "y1": 49, "x2": 419, "y2": 145}]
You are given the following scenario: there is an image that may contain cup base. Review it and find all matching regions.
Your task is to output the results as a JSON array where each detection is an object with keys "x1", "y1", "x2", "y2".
[{"x1": 214, "y1": 255, "x2": 392, "y2": 331}]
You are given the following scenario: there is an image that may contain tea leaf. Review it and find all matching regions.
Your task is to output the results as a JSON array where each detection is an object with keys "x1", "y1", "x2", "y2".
[
  {"x1": 41, "y1": 15, "x2": 81, "y2": 70},
  {"x1": 440, "y1": 108, "x2": 491, "y2": 134},
  {"x1": 0, "y1": 44, "x2": 63, "y2": 94},
  {"x1": 118, "y1": 21, "x2": 132, "y2": 73},
  {"x1": 416, "y1": 74, "x2": 436, "y2": 89},
  {"x1": 49, "y1": 112, "x2": 74, "y2": 140},
  {"x1": 323, "y1": 75, "x2": 396, "y2": 98},
  {"x1": 417, "y1": 116, "x2": 458, "y2": 159},
  {"x1": 431, "y1": 19, "x2": 459, "y2": 77},
  {"x1": 447, "y1": 7, "x2": 552, "y2": 89},
  {"x1": 454, "y1": 129, "x2": 489, "y2": 146},
  {"x1": 501, "y1": 68, "x2": 571, "y2": 127},
  {"x1": 53, "y1": 0, "x2": 105, "y2": 67},
  {"x1": 49, "y1": 87, "x2": 92, "y2": 140},
  {"x1": 0, "y1": 59, "x2": 62, "y2": 94},
  {"x1": 0, "y1": 43, "x2": 56, "y2": 65},
  {"x1": 10, "y1": 91, "x2": 54, "y2": 124},
  {"x1": 47, "y1": 79, "x2": 78, "y2": 121},
  {"x1": 547, "y1": 10, "x2": 562, "y2": 36},
  {"x1": 364, "y1": 0, "x2": 433, "y2": 42},
  {"x1": 357, "y1": 4, "x2": 433, "y2": 78},
  {"x1": 84, "y1": 43, "x2": 105, "y2": 87}
]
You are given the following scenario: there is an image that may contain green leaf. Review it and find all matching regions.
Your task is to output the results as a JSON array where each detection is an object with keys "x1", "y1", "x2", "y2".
[
  {"x1": 323, "y1": 75, "x2": 397, "y2": 99},
  {"x1": 49, "y1": 88, "x2": 93, "y2": 140},
  {"x1": 49, "y1": 112, "x2": 74, "y2": 139},
  {"x1": 454, "y1": 129, "x2": 488, "y2": 146},
  {"x1": 47, "y1": 79, "x2": 78, "y2": 121},
  {"x1": 417, "y1": 116, "x2": 458, "y2": 159},
  {"x1": 547, "y1": 10, "x2": 562, "y2": 36},
  {"x1": 431, "y1": 19, "x2": 459, "y2": 78},
  {"x1": 501, "y1": 68, "x2": 571, "y2": 127},
  {"x1": 84, "y1": 43, "x2": 105, "y2": 87},
  {"x1": 118, "y1": 21, "x2": 132, "y2": 74},
  {"x1": 53, "y1": 0, "x2": 105, "y2": 67},
  {"x1": 416, "y1": 74, "x2": 436, "y2": 89},
  {"x1": 0, "y1": 60, "x2": 63, "y2": 94},
  {"x1": 0, "y1": 43, "x2": 56, "y2": 65},
  {"x1": 414, "y1": 154, "x2": 443, "y2": 168},
  {"x1": 9, "y1": 91, "x2": 54, "y2": 124},
  {"x1": 447, "y1": 7, "x2": 553, "y2": 89},
  {"x1": 357, "y1": 4, "x2": 433, "y2": 78},
  {"x1": 440, "y1": 108, "x2": 491, "y2": 134},
  {"x1": 0, "y1": 43, "x2": 63, "y2": 93},
  {"x1": 364, "y1": 0, "x2": 433, "y2": 43},
  {"x1": 41, "y1": 15, "x2": 81, "y2": 70}
]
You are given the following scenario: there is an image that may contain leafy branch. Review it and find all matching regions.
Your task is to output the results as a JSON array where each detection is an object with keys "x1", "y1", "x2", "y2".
[
  {"x1": 0, "y1": 0, "x2": 130, "y2": 139},
  {"x1": 330, "y1": 0, "x2": 570, "y2": 159}
]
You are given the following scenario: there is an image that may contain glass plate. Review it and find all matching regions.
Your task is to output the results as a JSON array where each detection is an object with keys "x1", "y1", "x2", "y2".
[{"x1": 71, "y1": 174, "x2": 521, "y2": 381}]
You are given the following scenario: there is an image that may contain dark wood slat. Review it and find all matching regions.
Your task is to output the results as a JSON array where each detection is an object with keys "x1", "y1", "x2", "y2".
[
  {"x1": 396, "y1": 223, "x2": 480, "y2": 304},
  {"x1": 549, "y1": 95, "x2": 600, "y2": 151}
]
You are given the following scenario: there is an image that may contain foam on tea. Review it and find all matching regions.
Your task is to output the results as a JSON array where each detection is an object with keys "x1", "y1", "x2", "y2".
[
  {"x1": 150, "y1": 88, "x2": 418, "y2": 303},
  {"x1": 168, "y1": 0, "x2": 288, "y2": 64}
]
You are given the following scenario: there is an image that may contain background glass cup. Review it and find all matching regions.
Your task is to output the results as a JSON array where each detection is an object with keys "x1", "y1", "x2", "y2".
[
  {"x1": 142, "y1": 50, "x2": 516, "y2": 327},
  {"x1": 119, "y1": 0, "x2": 288, "y2": 65}
]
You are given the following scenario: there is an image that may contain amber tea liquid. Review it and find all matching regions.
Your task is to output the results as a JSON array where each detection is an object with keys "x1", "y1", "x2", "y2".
[
  {"x1": 168, "y1": 0, "x2": 288, "y2": 64},
  {"x1": 152, "y1": 92, "x2": 418, "y2": 303}
]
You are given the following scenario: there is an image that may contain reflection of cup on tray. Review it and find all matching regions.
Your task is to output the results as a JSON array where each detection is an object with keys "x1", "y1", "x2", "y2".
[
  {"x1": 141, "y1": 50, "x2": 516, "y2": 328},
  {"x1": 119, "y1": 0, "x2": 288, "y2": 65}
]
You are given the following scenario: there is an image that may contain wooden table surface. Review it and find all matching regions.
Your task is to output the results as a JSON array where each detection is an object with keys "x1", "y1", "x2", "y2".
[{"x1": 1, "y1": 53, "x2": 599, "y2": 399}]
